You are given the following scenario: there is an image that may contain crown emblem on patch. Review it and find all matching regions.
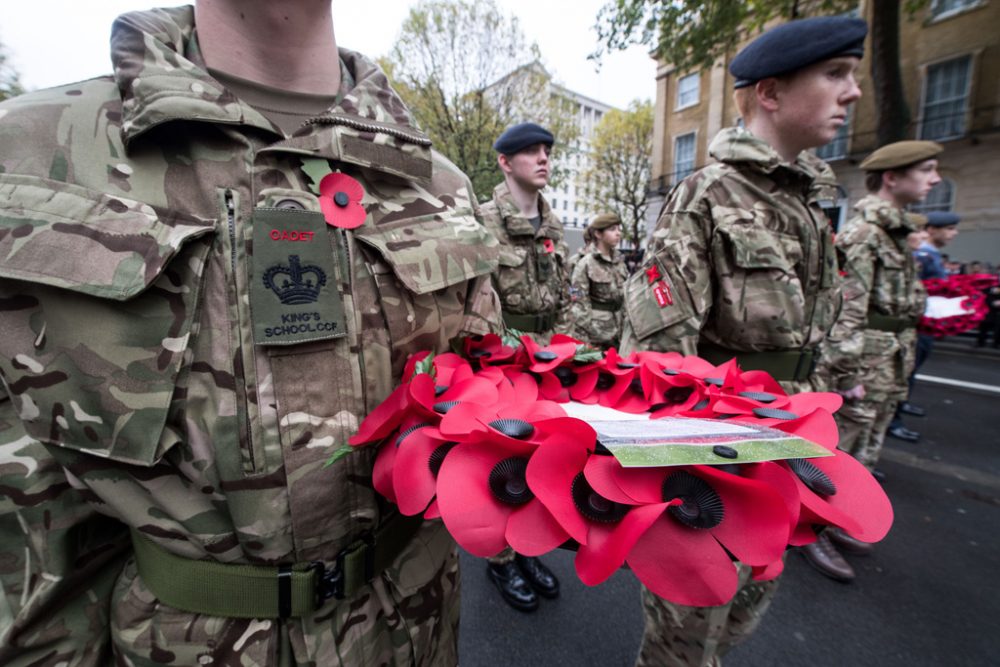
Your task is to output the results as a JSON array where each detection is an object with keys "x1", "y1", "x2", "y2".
[{"x1": 263, "y1": 255, "x2": 327, "y2": 304}]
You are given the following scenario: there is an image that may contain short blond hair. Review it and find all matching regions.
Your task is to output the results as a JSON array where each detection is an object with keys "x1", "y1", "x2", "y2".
[{"x1": 733, "y1": 87, "x2": 757, "y2": 124}]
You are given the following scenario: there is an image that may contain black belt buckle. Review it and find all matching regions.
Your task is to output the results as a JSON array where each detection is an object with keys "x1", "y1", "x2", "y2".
[{"x1": 311, "y1": 559, "x2": 344, "y2": 607}]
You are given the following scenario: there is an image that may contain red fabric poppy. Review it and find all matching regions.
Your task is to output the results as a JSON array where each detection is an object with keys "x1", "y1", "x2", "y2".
[
  {"x1": 392, "y1": 423, "x2": 454, "y2": 516},
  {"x1": 580, "y1": 457, "x2": 790, "y2": 605},
  {"x1": 349, "y1": 382, "x2": 412, "y2": 447},
  {"x1": 435, "y1": 416, "x2": 581, "y2": 557},
  {"x1": 463, "y1": 334, "x2": 517, "y2": 366},
  {"x1": 597, "y1": 349, "x2": 650, "y2": 413},
  {"x1": 319, "y1": 172, "x2": 366, "y2": 229}
]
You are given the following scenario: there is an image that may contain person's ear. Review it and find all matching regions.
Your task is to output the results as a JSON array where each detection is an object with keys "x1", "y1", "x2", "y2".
[{"x1": 756, "y1": 78, "x2": 781, "y2": 113}]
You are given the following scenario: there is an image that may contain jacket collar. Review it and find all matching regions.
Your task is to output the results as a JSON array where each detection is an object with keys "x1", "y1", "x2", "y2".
[
  {"x1": 112, "y1": 5, "x2": 433, "y2": 182},
  {"x1": 491, "y1": 182, "x2": 560, "y2": 237}
]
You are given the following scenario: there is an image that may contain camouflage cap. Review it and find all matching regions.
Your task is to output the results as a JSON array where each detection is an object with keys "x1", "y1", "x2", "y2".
[
  {"x1": 860, "y1": 140, "x2": 943, "y2": 171},
  {"x1": 589, "y1": 213, "x2": 621, "y2": 231}
]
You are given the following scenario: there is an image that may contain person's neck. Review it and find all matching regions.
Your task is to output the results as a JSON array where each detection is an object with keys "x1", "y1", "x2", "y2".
[
  {"x1": 875, "y1": 188, "x2": 908, "y2": 211},
  {"x1": 505, "y1": 178, "x2": 541, "y2": 218},
  {"x1": 745, "y1": 118, "x2": 802, "y2": 164},
  {"x1": 195, "y1": 0, "x2": 340, "y2": 95},
  {"x1": 597, "y1": 242, "x2": 615, "y2": 258},
  {"x1": 931, "y1": 237, "x2": 947, "y2": 249}
]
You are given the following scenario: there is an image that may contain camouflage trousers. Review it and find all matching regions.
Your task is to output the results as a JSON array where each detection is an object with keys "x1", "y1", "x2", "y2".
[
  {"x1": 487, "y1": 546, "x2": 516, "y2": 565},
  {"x1": 635, "y1": 562, "x2": 781, "y2": 667},
  {"x1": 834, "y1": 399, "x2": 899, "y2": 469}
]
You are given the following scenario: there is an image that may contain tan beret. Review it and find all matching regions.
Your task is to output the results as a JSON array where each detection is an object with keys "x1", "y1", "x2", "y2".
[
  {"x1": 860, "y1": 140, "x2": 943, "y2": 171},
  {"x1": 906, "y1": 212, "x2": 928, "y2": 229},
  {"x1": 589, "y1": 213, "x2": 621, "y2": 231}
]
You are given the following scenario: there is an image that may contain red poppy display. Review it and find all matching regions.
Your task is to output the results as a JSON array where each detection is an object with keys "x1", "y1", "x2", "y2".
[
  {"x1": 919, "y1": 273, "x2": 999, "y2": 338},
  {"x1": 319, "y1": 172, "x2": 366, "y2": 229},
  {"x1": 339, "y1": 335, "x2": 895, "y2": 606}
]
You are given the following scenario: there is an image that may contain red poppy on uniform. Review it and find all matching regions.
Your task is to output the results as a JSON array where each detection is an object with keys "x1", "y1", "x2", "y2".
[{"x1": 319, "y1": 172, "x2": 366, "y2": 229}]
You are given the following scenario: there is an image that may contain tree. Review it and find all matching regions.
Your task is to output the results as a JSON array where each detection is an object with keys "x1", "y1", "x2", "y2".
[
  {"x1": 0, "y1": 38, "x2": 24, "y2": 102},
  {"x1": 380, "y1": 0, "x2": 579, "y2": 200},
  {"x1": 592, "y1": 0, "x2": 929, "y2": 147},
  {"x1": 577, "y1": 100, "x2": 653, "y2": 251}
]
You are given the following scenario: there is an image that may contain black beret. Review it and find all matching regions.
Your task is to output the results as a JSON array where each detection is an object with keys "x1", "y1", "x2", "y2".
[
  {"x1": 730, "y1": 16, "x2": 868, "y2": 88},
  {"x1": 493, "y1": 122, "x2": 554, "y2": 155},
  {"x1": 925, "y1": 212, "x2": 960, "y2": 227}
]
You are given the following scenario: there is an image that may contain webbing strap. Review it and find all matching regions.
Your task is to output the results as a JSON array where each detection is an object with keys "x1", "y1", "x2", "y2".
[
  {"x1": 131, "y1": 512, "x2": 423, "y2": 619},
  {"x1": 503, "y1": 310, "x2": 557, "y2": 333},
  {"x1": 697, "y1": 343, "x2": 817, "y2": 383},
  {"x1": 591, "y1": 301, "x2": 621, "y2": 312},
  {"x1": 865, "y1": 312, "x2": 915, "y2": 333}
]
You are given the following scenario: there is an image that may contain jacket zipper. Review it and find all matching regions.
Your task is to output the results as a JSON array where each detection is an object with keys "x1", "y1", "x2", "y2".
[
  {"x1": 226, "y1": 189, "x2": 257, "y2": 473},
  {"x1": 340, "y1": 228, "x2": 367, "y2": 408},
  {"x1": 304, "y1": 114, "x2": 432, "y2": 146}
]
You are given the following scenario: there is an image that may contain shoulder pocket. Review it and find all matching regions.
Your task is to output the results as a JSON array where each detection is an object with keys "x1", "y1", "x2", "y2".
[
  {"x1": 355, "y1": 208, "x2": 498, "y2": 294},
  {"x1": 0, "y1": 175, "x2": 215, "y2": 465},
  {"x1": 623, "y1": 254, "x2": 693, "y2": 341}
]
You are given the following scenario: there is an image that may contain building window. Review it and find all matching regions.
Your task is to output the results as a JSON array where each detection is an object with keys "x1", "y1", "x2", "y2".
[
  {"x1": 676, "y1": 73, "x2": 700, "y2": 110},
  {"x1": 919, "y1": 55, "x2": 972, "y2": 141},
  {"x1": 673, "y1": 133, "x2": 696, "y2": 184},
  {"x1": 816, "y1": 106, "x2": 852, "y2": 161},
  {"x1": 911, "y1": 179, "x2": 955, "y2": 213},
  {"x1": 930, "y1": 0, "x2": 980, "y2": 19},
  {"x1": 563, "y1": 199, "x2": 568, "y2": 210}
]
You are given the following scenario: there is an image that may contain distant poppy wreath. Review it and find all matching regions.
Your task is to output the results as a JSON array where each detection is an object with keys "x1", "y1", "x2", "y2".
[
  {"x1": 919, "y1": 273, "x2": 999, "y2": 338},
  {"x1": 335, "y1": 333, "x2": 894, "y2": 606}
]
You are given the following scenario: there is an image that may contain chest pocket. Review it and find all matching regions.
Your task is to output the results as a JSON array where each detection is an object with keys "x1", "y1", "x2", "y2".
[
  {"x1": 0, "y1": 175, "x2": 215, "y2": 466},
  {"x1": 586, "y1": 261, "x2": 620, "y2": 305},
  {"x1": 718, "y1": 222, "x2": 801, "y2": 275},
  {"x1": 354, "y1": 208, "x2": 498, "y2": 364}
]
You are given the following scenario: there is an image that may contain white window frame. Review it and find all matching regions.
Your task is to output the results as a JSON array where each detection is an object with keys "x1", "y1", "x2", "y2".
[
  {"x1": 918, "y1": 54, "x2": 973, "y2": 141},
  {"x1": 676, "y1": 73, "x2": 700, "y2": 110},
  {"x1": 673, "y1": 132, "x2": 697, "y2": 185},
  {"x1": 929, "y1": 0, "x2": 982, "y2": 21}
]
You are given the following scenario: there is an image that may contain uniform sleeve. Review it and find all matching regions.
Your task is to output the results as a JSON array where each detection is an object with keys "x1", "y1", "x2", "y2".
[
  {"x1": 569, "y1": 257, "x2": 593, "y2": 341},
  {"x1": 460, "y1": 274, "x2": 503, "y2": 337},
  {"x1": 0, "y1": 395, "x2": 130, "y2": 666},
  {"x1": 621, "y1": 201, "x2": 712, "y2": 356},
  {"x1": 552, "y1": 238, "x2": 574, "y2": 336},
  {"x1": 822, "y1": 228, "x2": 876, "y2": 388}
]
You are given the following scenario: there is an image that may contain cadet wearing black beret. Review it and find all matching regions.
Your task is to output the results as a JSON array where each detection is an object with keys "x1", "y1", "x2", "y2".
[
  {"x1": 493, "y1": 122, "x2": 555, "y2": 155},
  {"x1": 730, "y1": 15, "x2": 869, "y2": 88},
  {"x1": 925, "y1": 211, "x2": 960, "y2": 227}
]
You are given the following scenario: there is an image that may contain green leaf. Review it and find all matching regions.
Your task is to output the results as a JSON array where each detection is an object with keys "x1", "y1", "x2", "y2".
[
  {"x1": 324, "y1": 443, "x2": 356, "y2": 467},
  {"x1": 502, "y1": 329, "x2": 525, "y2": 349},
  {"x1": 301, "y1": 158, "x2": 333, "y2": 194},
  {"x1": 413, "y1": 352, "x2": 436, "y2": 379},
  {"x1": 574, "y1": 344, "x2": 604, "y2": 364}
]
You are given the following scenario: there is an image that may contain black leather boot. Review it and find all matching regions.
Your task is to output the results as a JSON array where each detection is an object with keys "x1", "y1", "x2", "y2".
[{"x1": 487, "y1": 560, "x2": 538, "y2": 612}]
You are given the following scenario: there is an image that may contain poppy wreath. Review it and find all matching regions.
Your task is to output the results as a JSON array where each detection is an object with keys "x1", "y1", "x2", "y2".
[
  {"x1": 919, "y1": 273, "x2": 999, "y2": 338},
  {"x1": 337, "y1": 333, "x2": 894, "y2": 606}
]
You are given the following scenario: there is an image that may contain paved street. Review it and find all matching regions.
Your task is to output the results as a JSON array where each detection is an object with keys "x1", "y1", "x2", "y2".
[{"x1": 458, "y1": 344, "x2": 1000, "y2": 666}]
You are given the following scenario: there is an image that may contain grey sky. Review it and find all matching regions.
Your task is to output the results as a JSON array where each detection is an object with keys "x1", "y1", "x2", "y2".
[{"x1": 1, "y1": 1, "x2": 656, "y2": 108}]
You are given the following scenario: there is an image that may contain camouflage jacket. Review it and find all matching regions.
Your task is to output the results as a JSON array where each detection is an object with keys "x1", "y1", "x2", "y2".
[
  {"x1": 622, "y1": 128, "x2": 842, "y2": 375},
  {"x1": 480, "y1": 182, "x2": 571, "y2": 337},
  {"x1": 820, "y1": 195, "x2": 925, "y2": 394},
  {"x1": 569, "y1": 248, "x2": 629, "y2": 348},
  {"x1": 0, "y1": 6, "x2": 500, "y2": 666}
]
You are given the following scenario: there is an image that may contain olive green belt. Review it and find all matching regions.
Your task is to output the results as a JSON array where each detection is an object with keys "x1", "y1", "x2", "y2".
[
  {"x1": 697, "y1": 342, "x2": 817, "y2": 383},
  {"x1": 866, "y1": 312, "x2": 917, "y2": 333},
  {"x1": 131, "y1": 512, "x2": 423, "y2": 619},
  {"x1": 503, "y1": 310, "x2": 557, "y2": 333},
  {"x1": 591, "y1": 301, "x2": 621, "y2": 312}
]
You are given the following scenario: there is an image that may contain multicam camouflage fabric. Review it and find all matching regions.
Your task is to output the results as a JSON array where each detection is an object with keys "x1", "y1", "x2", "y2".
[
  {"x1": 621, "y1": 127, "x2": 842, "y2": 369},
  {"x1": 819, "y1": 194, "x2": 926, "y2": 467},
  {"x1": 0, "y1": 6, "x2": 500, "y2": 665},
  {"x1": 480, "y1": 182, "x2": 571, "y2": 338},
  {"x1": 621, "y1": 127, "x2": 843, "y2": 665},
  {"x1": 569, "y1": 249, "x2": 629, "y2": 348}
]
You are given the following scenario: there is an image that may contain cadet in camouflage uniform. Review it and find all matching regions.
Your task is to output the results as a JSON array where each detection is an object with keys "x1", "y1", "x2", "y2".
[
  {"x1": 0, "y1": 3, "x2": 502, "y2": 665},
  {"x1": 570, "y1": 213, "x2": 629, "y2": 349},
  {"x1": 620, "y1": 16, "x2": 866, "y2": 666},
  {"x1": 480, "y1": 122, "x2": 566, "y2": 612},
  {"x1": 807, "y1": 141, "x2": 941, "y2": 582},
  {"x1": 567, "y1": 224, "x2": 594, "y2": 279},
  {"x1": 481, "y1": 122, "x2": 572, "y2": 343}
]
